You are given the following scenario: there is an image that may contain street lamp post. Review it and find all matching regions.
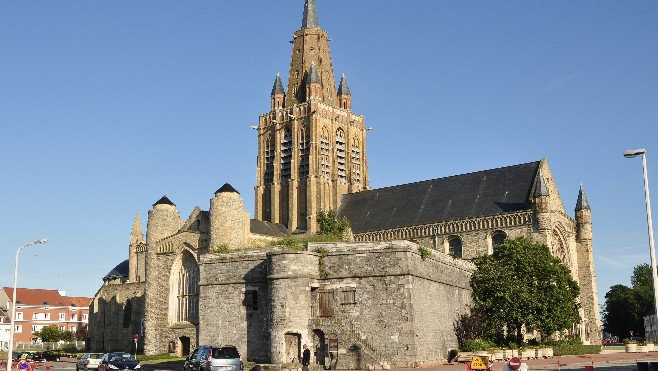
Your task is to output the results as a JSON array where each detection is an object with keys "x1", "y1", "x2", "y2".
[
  {"x1": 6, "y1": 238, "x2": 48, "y2": 370},
  {"x1": 625, "y1": 148, "x2": 658, "y2": 341}
]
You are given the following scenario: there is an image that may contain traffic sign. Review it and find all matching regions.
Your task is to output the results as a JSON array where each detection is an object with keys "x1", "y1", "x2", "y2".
[
  {"x1": 470, "y1": 356, "x2": 489, "y2": 370},
  {"x1": 508, "y1": 357, "x2": 521, "y2": 370}
]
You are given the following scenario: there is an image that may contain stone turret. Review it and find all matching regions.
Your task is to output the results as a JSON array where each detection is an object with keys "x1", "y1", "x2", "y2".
[
  {"x1": 271, "y1": 73, "x2": 285, "y2": 110},
  {"x1": 209, "y1": 183, "x2": 250, "y2": 251},
  {"x1": 128, "y1": 212, "x2": 144, "y2": 282},
  {"x1": 337, "y1": 73, "x2": 352, "y2": 110},
  {"x1": 146, "y1": 196, "x2": 183, "y2": 246},
  {"x1": 534, "y1": 170, "x2": 551, "y2": 231},
  {"x1": 574, "y1": 184, "x2": 601, "y2": 344}
]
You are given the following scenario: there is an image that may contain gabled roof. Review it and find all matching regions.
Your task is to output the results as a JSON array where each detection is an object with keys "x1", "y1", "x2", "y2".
[
  {"x1": 103, "y1": 259, "x2": 129, "y2": 281},
  {"x1": 250, "y1": 219, "x2": 290, "y2": 237},
  {"x1": 2, "y1": 287, "x2": 91, "y2": 307},
  {"x1": 338, "y1": 161, "x2": 541, "y2": 234}
]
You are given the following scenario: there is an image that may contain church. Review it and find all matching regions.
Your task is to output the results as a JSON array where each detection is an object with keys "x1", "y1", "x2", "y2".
[{"x1": 88, "y1": 1, "x2": 602, "y2": 368}]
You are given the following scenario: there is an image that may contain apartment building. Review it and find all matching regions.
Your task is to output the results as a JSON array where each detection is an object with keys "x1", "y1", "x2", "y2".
[{"x1": 0, "y1": 288, "x2": 92, "y2": 343}]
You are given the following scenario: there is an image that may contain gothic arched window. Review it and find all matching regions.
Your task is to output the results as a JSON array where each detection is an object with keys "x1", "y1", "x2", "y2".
[
  {"x1": 169, "y1": 251, "x2": 199, "y2": 325},
  {"x1": 320, "y1": 128, "x2": 330, "y2": 179},
  {"x1": 448, "y1": 236, "x2": 463, "y2": 258},
  {"x1": 123, "y1": 300, "x2": 132, "y2": 329},
  {"x1": 351, "y1": 137, "x2": 361, "y2": 186},
  {"x1": 336, "y1": 129, "x2": 346, "y2": 182},
  {"x1": 491, "y1": 231, "x2": 507, "y2": 249},
  {"x1": 281, "y1": 127, "x2": 292, "y2": 181},
  {"x1": 551, "y1": 229, "x2": 571, "y2": 267}
]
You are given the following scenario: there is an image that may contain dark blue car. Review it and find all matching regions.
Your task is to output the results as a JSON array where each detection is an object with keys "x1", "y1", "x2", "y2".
[{"x1": 98, "y1": 353, "x2": 140, "y2": 371}]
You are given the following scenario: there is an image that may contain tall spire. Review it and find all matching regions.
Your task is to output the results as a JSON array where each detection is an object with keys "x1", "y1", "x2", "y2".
[
  {"x1": 337, "y1": 73, "x2": 351, "y2": 96},
  {"x1": 301, "y1": 0, "x2": 319, "y2": 29},
  {"x1": 271, "y1": 73, "x2": 285, "y2": 95},
  {"x1": 130, "y1": 211, "x2": 144, "y2": 245},
  {"x1": 307, "y1": 62, "x2": 321, "y2": 84},
  {"x1": 575, "y1": 184, "x2": 591, "y2": 211}
]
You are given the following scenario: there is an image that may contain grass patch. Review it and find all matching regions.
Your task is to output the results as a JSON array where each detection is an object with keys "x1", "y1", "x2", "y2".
[{"x1": 274, "y1": 234, "x2": 344, "y2": 251}]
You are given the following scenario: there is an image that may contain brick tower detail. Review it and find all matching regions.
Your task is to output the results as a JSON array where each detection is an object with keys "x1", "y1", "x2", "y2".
[{"x1": 254, "y1": 0, "x2": 369, "y2": 233}]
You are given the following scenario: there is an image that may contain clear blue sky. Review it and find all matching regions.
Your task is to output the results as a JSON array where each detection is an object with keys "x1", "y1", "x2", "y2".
[{"x1": 1, "y1": 1, "x2": 657, "y2": 313}]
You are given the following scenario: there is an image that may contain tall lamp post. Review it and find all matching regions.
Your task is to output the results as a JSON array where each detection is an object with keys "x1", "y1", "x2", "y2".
[
  {"x1": 624, "y1": 148, "x2": 658, "y2": 340},
  {"x1": 6, "y1": 238, "x2": 48, "y2": 370}
]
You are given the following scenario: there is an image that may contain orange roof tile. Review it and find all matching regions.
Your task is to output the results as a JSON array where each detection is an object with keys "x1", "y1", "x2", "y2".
[{"x1": 2, "y1": 287, "x2": 92, "y2": 307}]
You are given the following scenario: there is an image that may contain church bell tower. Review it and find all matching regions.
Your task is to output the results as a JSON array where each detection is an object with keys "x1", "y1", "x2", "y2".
[{"x1": 254, "y1": 0, "x2": 369, "y2": 233}]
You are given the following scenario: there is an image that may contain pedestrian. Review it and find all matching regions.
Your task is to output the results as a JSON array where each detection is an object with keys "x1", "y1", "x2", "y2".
[{"x1": 302, "y1": 344, "x2": 311, "y2": 371}]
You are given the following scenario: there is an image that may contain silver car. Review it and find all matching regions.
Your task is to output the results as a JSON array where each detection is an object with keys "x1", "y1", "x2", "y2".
[
  {"x1": 76, "y1": 353, "x2": 104, "y2": 371},
  {"x1": 207, "y1": 346, "x2": 242, "y2": 371}
]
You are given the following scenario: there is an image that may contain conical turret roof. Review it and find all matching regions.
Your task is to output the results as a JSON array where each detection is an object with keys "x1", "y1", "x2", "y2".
[
  {"x1": 575, "y1": 184, "x2": 591, "y2": 211},
  {"x1": 271, "y1": 73, "x2": 285, "y2": 95},
  {"x1": 301, "y1": 0, "x2": 319, "y2": 29},
  {"x1": 337, "y1": 73, "x2": 351, "y2": 96},
  {"x1": 130, "y1": 212, "x2": 144, "y2": 244},
  {"x1": 215, "y1": 183, "x2": 240, "y2": 195},
  {"x1": 153, "y1": 195, "x2": 175, "y2": 207}
]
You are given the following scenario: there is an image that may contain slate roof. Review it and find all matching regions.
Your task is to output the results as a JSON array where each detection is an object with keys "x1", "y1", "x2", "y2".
[
  {"x1": 337, "y1": 74, "x2": 351, "y2": 96},
  {"x1": 216, "y1": 183, "x2": 239, "y2": 194},
  {"x1": 2, "y1": 287, "x2": 91, "y2": 307},
  {"x1": 576, "y1": 184, "x2": 590, "y2": 211},
  {"x1": 153, "y1": 195, "x2": 175, "y2": 207},
  {"x1": 271, "y1": 74, "x2": 285, "y2": 95},
  {"x1": 301, "y1": 0, "x2": 319, "y2": 29},
  {"x1": 338, "y1": 161, "x2": 541, "y2": 234},
  {"x1": 250, "y1": 219, "x2": 290, "y2": 237},
  {"x1": 307, "y1": 63, "x2": 321, "y2": 84},
  {"x1": 103, "y1": 259, "x2": 129, "y2": 281}
]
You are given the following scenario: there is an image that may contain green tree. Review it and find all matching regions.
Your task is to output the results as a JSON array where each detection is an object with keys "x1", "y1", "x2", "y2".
[
  {"x1": 470, "y1": 237, "x2": 580, "y2": 344},
  {"x1": 316, "y1": 209, "x2": 349, "y2": 238},
  {"x1": 602, "y1": 264, "x2": 655, "y2": 338},
  {"x1": 61, "y1": 330, "x2": 76, "y2": 342},
  {"x1": 33, "y1": 325, "x2": 63, "y2": 342}
]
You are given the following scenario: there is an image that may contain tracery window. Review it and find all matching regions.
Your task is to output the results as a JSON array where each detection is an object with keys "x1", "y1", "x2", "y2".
[
  {"x1": 320, "y1": 128, "x2": 330, "y2": 179},
  {"x1": 169, "y1": 252, "x2": 199, "y2": 325},
  {"x1": 448, "y1": 236, "x2": 463, "y2": 258},
  {"x1": 281, "y1": 127, "x2": 292, "y2": 182},
  {"x1": 351, "y1": 137, "x2": 361, "y2": 186},
  {"x1": 299, "y1": 128, "x2": 310, "y2": 178},
  {"x1": 551, "y1": 229, "x2": 571, "y2": 267},
  {"x1": 264, "y1": 137, "x2": 274, "y2": 184},
  {"x1": 336, "y1": 129, "x2": 346, "y2": 182}
]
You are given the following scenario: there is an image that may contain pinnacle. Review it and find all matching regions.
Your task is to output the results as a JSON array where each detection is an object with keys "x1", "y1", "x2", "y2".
[
  {"x1": 307, "y1": 62, "x2": 321, "y2": 84},
  {"x1": 301, "y1": 0, "x2": 319, "y2": 29},
  {"x1": 534, "y1": 170, "x2": 550, "y2": 197},
  {"x1": 272, "y1": 73, "x2": 285, "y2": 95},
  {"x1": 131, "y1": 211, "x2": 144, "y2": 244},
  {"x1": 575, "y1": 184, "x2": 591, "y2": 211},
  {"x1": 337, "y1": 73, "x2": 351, "y2": 96}
]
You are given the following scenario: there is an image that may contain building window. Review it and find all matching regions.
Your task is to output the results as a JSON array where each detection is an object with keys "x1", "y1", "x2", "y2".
[
  {"x1": 82, "y1": 314, "x2": 88, "y2": 321},
  {"x1": 59, "y1": 326, "x2": 64, "y2": 331},
  {"x1": 71, "y1": 314, "x2": 77, "y2": 321},
  {"x1": 123, "y1": 300, "x2": 132, "y2": 328},
  {"x1": 281, "y1": 127, "x2": 292, "y2": 181},
  {"x1": 448, "y1": 236, "x2": 463, "y2": 258},
  {"x1": 492, "y1": 231, "x2": 507, "y2": 249},
  {"x1": 243, "y1": 290, "x2": 258, "y2": 310},
  {"x1": 264, "y1": 137, "x2": 274, "y2": 184},
  {"x1": 298, "y1": 128, "x2": 310, "y2": 178},
  {"x1": 59, "y1": 313, "x2": 65, "y2": 321},
  {"x1": 339, "y1": 288, "x2": 356, "y2": 305},
  {"x1": 351, "y1": 137, "x2": 361, "y2": 186},
  {"x1": 169, "y1": 251, "x2": 199, "y2": 325},
  {"x1": 318, "y1": 291, "x2": 334, "y2": 318},
  {"x1": 15, "y1": 325, "x2": 22, "y2": 333},
  {"x1": 15, "y1": 312, "x2": 23, "y2": 321},
  {"x1": 33, "y1": 313, "x2": 50, "y2": 320},
  {"x1": 70, "y1": 326, "x2": 76, "y2": 332},
  {"x1": 320, "y1": 128, "x2": 331, "y2": 179},
  {"x1": 336, "y1": 129, "x2": 346, "y2": 182}
]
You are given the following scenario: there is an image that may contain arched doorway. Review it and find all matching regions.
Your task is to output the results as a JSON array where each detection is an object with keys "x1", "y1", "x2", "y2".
[
  {"x1": 179, "y1": 336, "x2": 190, "y2": 357},
  {"x1": 312, "y1": 329, "x2": 328, "y2": 369}
]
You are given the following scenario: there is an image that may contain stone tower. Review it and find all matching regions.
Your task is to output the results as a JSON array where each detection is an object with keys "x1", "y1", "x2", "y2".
[
  {"x1": 575, "y1": 185, "x2": 602, "y2": 343},
  {"x1": 254, "y1": 0, "x2": 370, "y2": 233},
  {"x1": 209, "y1": 183, "x2": 250, "y2": 251}
]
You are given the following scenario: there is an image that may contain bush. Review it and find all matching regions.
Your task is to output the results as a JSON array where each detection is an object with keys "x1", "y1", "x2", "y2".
[
  {"x1": 62, "y1": 344, "x2": 80, "y2": 353},
  {"x1": 553, "y1": 344, "x2": 601, "y2": 356},
  {"x1": 462, "y1": 338, "x2": 495, "y2": 352}
]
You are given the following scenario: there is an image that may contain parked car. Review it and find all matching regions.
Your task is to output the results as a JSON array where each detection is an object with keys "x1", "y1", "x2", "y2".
[
  {"x1": 184, "y1": 345, "x2": 242, "y2": 371},
  {"x1": 98, "y1": 353, "x2": 140, "y2": 371},
  {"x1": 77, "y1": 353, "x2": 104, "y2": 371},
  {"x1": 40, "y1": 351, "x2": 61, "y2": 362}
]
